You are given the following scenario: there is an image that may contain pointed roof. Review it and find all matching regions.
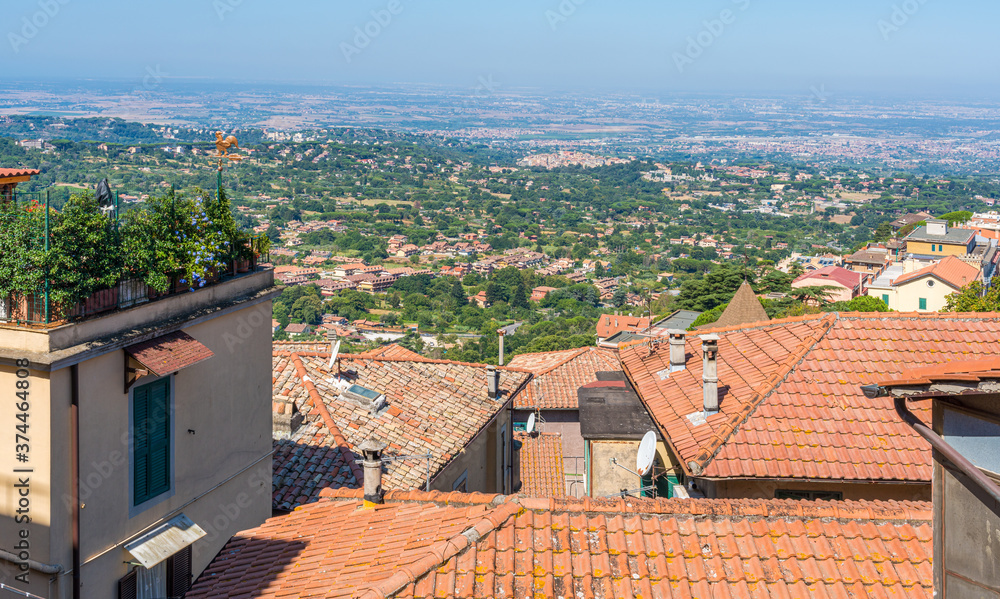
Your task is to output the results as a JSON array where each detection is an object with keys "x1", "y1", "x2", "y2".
[
  {"x1": 621, "y1": 312, "x2": 1000, "y2": 482},
  {"x1": 893, "y1": 255, "x2": 980, "y2": 290},
  {"x1": 703, "y1": 281, "x2": 769, "y2": 329}
]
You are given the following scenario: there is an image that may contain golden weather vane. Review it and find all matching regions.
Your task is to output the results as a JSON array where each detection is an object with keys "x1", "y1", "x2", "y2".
[{"x1": 212, "y1": 131, "x2": 243, "y2": 172}]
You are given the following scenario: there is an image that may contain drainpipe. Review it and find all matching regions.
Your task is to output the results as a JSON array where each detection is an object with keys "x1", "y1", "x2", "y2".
[
  {"x1": 69, "y1": 364, "x2": 81, "y2": 599},
  {"x1": 892, "y1": 395, "x2": 1000, "y2": 506}
]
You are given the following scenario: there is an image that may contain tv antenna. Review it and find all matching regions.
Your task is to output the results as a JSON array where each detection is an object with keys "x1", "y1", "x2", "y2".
[{"x1": 525, "y1": 412, "x2": 536, "y2": 435}]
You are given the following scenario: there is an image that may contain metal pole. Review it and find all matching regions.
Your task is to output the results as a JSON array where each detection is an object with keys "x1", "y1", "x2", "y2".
[
  {"x1": 44, "y1": 189, "x2": 50, "y2": 324},
  {"x1": 426, "y1": 455, "x2": 431, "y2": 492}
]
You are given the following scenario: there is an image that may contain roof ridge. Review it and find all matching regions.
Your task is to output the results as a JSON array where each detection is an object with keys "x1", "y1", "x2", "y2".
[
  {"x1": 516, "y1": 495, "x2": 932, "y2": 522},
  {"x1": 354, "y1": 498, "x2": 523, "y2": 599},
  {"x1": 532, "y1": 346, "x2": 590, "y2": 377},
  {"x1": 289, "y1": 352, "x2": 364, "y2": 483},
  {"x1": 696, "y1": 311, "x2": 828, "y2": 336},
  {"x1": 319, "y1": 487, "x2": 505, "y2": 506},
  {"x1": 687, "y1": 312, "x2": 839, "y2": 475},
  {"x1": 282, "y1": 350, "x2": 536, "y2": 373}
]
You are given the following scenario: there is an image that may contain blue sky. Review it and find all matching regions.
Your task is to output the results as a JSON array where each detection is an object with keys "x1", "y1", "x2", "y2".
[{"x1": 3, "y1": 0, "x2": 998, "y2": 96}]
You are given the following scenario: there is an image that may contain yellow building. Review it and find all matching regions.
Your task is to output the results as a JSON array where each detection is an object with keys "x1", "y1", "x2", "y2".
[
  {"x1": 903, "y1": 219, "x2": 976, "y2": 257},
  {"x1": 0, "y1": 270, "x2": 277, "y2": 598}
]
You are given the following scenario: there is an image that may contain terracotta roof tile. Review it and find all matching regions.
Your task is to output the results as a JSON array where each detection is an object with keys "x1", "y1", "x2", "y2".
[
  {"x1": 0, "y1": 168, "x2": 41, "y2": 178},
  {"x1": 892, "y1": 255, "x2": 980, "y2": 289},
  {"x1": 125, "y1": 330, "x2": 214, "y2": 377},
  {"x1": 515, "y1": 432, "x2": 565, "y2": 497},
  {"x1": 620, "y1": 312, "x2": 1000, "y2": 482},
  {"x1": 271, "y1": 350, "x2": 532, "y2": 507},
  {"x1": 507, "y1": 346, "x2": 621, "y2": 409},
  {"x1": 188, "y1": 492, "x2": 933, "y2": 599}
]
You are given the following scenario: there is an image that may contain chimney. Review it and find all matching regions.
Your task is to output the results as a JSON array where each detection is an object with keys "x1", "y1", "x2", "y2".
[
  {"x1": 498, "y1": 329, "x2": 506, "y2": 366},
  {"x1": 272, "y1": 400, "x2": 302, "y2": 436},
  {"x1": 926, "y1": 219, "x2": 947, "y2": 236},
  {"x1": 359, "y1": 438, "x2": 387, "y2": 506},
  {"x1": 700, "y1": 334, "x2": 720, "y2": 413},
  {"x1": 668, "y1": 329, "x2": 686, "y2": 371},
  {"x1": 487, "y1": 365, "x2": 500, "y2": 399}
]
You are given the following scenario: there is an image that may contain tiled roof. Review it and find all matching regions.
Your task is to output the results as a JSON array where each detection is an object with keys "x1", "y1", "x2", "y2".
[
  {"x1": 596, "y1": 314, "x2": 651, "y2": 339},
  {"x1": 705, "y1": 280, "x2": 769, "y2": 330},
  {"x1": 515, "y1": 432, "x2": 565, "y2": 497},
  {"x1": 272, "y1": 422, "x2": 359, "y2": 511},
  {"x1": 272, "y1": 350, "x2": 532, "y2": 499},
  {"x1": 358, "y1": 344, "x2": 423, "y2": 360},
  {"x1": 125, "y1": 330, "x2": 214, "y2": 377},
  {"x1": 893, "y1": 255, "x2": 980, "y2": 289},
  {"x1": 792, "y1": 265, "x2": 863, "y2": 290},
  {"x1": 0, "y1": 168, "x2": 41, "y2": 178},
  {"x1": 507, "y1": 346, "x2": 620, "y2": 409},
  {"x1": 188, "y1": 489, "x2": 933, "y2": 599},
  {"x1": 621, "y1": 312, "x2": 1000, "y2": 482}
]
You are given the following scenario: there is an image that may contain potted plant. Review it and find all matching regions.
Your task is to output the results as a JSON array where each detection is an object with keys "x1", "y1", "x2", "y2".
[
  {"x1": 119, "y1": 204, "x2": 168, "y2": 303},
  {"x1": 46, "y1": 193, "x2": 120, "y2": 318},
  {"x1": 0, "y1": 199, "x2": 47, "y2": 322}
]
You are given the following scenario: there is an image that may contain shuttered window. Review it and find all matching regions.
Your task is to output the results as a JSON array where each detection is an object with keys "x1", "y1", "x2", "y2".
[
  {"x1": 167, "y1": 545, "x2": 193, "y2": 597},
  {"x1": 133, "y1": 378, "x2": 171, "y2": 506}
]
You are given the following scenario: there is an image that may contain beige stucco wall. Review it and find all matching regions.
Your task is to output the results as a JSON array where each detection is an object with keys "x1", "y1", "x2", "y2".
[
  {"x1": 433, "y1": 407, "x2": 511, "y2": 495},
  {"x1": 893, "y1": 278, "x2": 958, "y2": 312},
  {"x1": 0, "y1": 275, "x2": 275, "y2": 598},
  {"x1": 907, "y1": 240, "x2": 970, "y2": 257},
  {"x1": 588, "y1": 440, "x2": 671, "y2": 498}
]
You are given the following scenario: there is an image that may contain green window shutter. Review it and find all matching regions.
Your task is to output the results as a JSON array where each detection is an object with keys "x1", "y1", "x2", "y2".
[
  {"x1": 882, "y1": 294, "x2": 889, "y2": 305},
  {"x1": 919, "y1": 298, "x2": 927, "y2": 310},
  {"x1": 133, "y1": 378, "x2": 170, "y2": 505}
]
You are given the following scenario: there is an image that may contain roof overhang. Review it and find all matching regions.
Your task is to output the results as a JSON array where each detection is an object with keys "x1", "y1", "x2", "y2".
[
  {"x1": 125, "y1": 330, "x2": 213, "y2": 392},
  {"x1": 125, "y1": 514, "x2": 206, "y2": 569}
]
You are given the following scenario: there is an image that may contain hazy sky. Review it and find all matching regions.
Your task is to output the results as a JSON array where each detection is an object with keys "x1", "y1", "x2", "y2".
[{"x1": 3, "y1": 0, "x2": 998, "y2": 96}]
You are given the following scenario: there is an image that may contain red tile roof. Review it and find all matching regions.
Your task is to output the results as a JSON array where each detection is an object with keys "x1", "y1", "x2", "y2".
[
  {"x1": 596, "y1": 313, "x2": 651, "y2": 339},
  {"x1": 125, "y1": 330, "x2": 214, "y2": 377},
  {"x1": 272, "y1": 350, "x2": 532, "y2": 499},
  {"x1": 893, "y1": 255, "x2": 980, "y2": 289},
  {"x1": 357, "y1": 343, "x2": 423, "y2": 360},
  {"x1": 188, "y1": 490, "x2": 933, "y2": 599},
  {"x1": 515, "y1": 432, "x2": 565, "y2": 497},
  {"x1": 793, "y1": 265, "x2": 863, "y2": 290},
  {"x1": 507, "y1": 346, "x2": 620, "y2": 409},
  {"x1": 620, "y1": 312, "x2": 1000, "y2": 482},
  {"x1": 0, "y1": 168, "x2": 41, "y2": 178}
]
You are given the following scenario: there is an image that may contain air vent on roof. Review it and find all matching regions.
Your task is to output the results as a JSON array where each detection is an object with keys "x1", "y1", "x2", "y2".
[{"x1": 342, "y1": 384, "x2": 388, "y2": 414}]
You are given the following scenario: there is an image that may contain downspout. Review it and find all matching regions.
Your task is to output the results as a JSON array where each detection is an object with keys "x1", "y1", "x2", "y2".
[
  {"x1": 894, "y1": 396, "x2": 1000, "y2": 505},
  {"x1": 70, "y1": 364, "x2": 81, "y2": 599}
]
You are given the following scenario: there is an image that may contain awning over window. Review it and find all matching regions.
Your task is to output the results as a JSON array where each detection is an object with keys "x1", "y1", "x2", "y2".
[
  {"x1": 126, "y1": 331, "x2": 214, "y2": 377},
  {"x1": 125, "y1": 514, "x2": 207, "y2": 569}
]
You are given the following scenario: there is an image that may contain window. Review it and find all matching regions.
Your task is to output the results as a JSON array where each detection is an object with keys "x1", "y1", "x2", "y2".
[
  {"x1": 882, "y1": 294, "x2": 890, "y2": 306},
  {"x1": 118, "y1": 546, "x2": 191, "y2": 599},
  {"x1": 775, "y1": 490, "x2": 843, "y2": 501},
  {"x1": 453, "y1": 470, "x2": 468, "y2": 493},
  {"x1": 927, "y1": 279, "x2": 935, "y2": 288},
  {"x1": 919, "y1": 298, "x2": 928, "y2": 310},
  {"x1": 132, "y1": 378, "x2": 171, "y2": 507}
]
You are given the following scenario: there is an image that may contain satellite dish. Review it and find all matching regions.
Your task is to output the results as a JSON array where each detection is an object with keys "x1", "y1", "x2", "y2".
[
  {"x1": 526, "y1": 413, "x2": 536, "y2": 434},
  {"x1": 636, "y1": 431, "x2": 657, "y2": 476},
  {"x1": 328, "y1": 339, "x2": 342, "y2": 370}
]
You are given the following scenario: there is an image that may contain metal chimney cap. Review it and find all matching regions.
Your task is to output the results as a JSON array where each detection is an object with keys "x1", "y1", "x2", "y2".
[{"x1": 358, "y1": 438, "x2": 388, "y2": 457}]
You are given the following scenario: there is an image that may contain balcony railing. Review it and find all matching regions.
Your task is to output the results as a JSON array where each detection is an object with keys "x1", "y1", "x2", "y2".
[{"x1": 0, "y1": 188, "x2": 270, "y2": 327}]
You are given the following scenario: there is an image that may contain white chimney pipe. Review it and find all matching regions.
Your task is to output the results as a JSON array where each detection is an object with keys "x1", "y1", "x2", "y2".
[
  {"x1": 700, "y1": 334, "x2": 720, "y2": 413},
  {"x1": 668, "y1": 330, "x2": 686, "y2": 370},
  {"x1": 498, "y1": 330, "x2": 506, "y2": 366}
]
